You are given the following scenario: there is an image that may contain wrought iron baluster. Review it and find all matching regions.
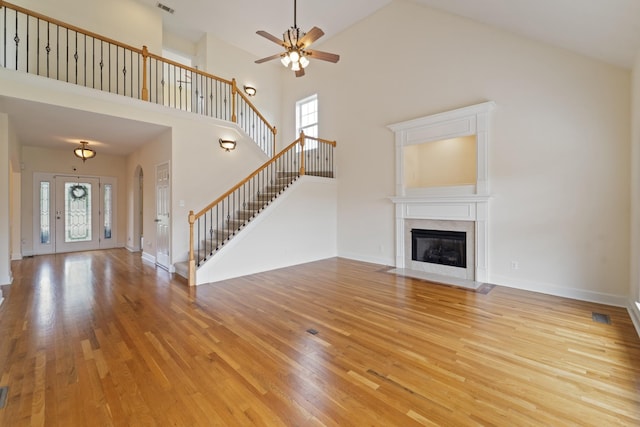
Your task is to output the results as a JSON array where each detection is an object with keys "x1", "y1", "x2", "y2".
[
  {"x1": 26, "y1": 12, "x2": 29, "y2": 72},
  {"x1": 13, "y1": 9, "x2": 19, "y2": 70}
]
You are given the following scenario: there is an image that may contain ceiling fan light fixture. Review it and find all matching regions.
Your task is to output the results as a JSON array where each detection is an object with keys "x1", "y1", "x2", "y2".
[
  {"x1": 280, "y1": 55, "x2": 291, "y2": 67},
  {"x1": 254, "y1": 0, "x2": 339, "y2": 77}
]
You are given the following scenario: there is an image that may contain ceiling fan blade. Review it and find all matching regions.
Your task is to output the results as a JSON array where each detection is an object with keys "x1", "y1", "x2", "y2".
[
  {"x1": 298, "y1": 26, "x2": 324, "y2": 48},
  {"x1": 254, "y1": 53, "x2": 283, "y2": 64},
  {"x1": 256, "y1": 30, "x2": 286, "y2": 47},
  {"x1": 295, "y1": 68, "x2": 305, "y2": 78},
  {"x1": 306, "y1": 49, "x2": 340, "y2": 63}
]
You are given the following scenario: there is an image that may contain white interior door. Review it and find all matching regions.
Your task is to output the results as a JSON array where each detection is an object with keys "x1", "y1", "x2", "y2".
[
  {"x1": 155, "y1": 163, "x2": 170, "y2": 269},
  {"x1": 55, "y1": 177, "x2": 101, "y2": 253}
]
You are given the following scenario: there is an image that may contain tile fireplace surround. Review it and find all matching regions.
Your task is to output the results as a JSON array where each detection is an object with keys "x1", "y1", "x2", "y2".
[{"x1": 388, "y1": 102, "x2": 495, "y2": 287}]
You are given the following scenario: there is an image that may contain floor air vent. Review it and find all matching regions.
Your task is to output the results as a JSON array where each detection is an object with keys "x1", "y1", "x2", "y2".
[
  {"x1": 0, "y1": 386, "x2": 8, "y2": 409},
  {"x1": 306, "y1": 328, "x2": 319, "y2": 335},
  {"x1": 592, "y1": 312, "x2": 611, "y2": 324}
]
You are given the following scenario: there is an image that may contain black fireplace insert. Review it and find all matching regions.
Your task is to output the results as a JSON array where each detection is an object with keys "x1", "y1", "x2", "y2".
[{"x1": 411, "y1": 229, "x2": 466, "y2": 268}]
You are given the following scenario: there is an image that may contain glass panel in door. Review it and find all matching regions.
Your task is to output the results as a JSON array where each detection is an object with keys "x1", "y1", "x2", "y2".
[{"x1": 55, "y1": 177, "x2": 100, "y2": 253}]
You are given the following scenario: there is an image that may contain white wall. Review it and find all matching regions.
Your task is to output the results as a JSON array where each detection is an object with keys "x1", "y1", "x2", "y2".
[
  {"x1": 195, "y1": 176, "x2": 338, "y2": 284},
  {"x1": 12, "y1": 0, "x2": 163, "y2": 53},
  {"x1": 280, "y1": 1, "x2": 631, "y2": 304}
]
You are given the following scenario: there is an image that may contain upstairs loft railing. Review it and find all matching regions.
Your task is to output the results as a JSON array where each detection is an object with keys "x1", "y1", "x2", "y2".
[
  {"x1": 187, "y1": 132, "x2": 337, "y2": 286},
  {"x1": 0, "y1": 0, "x2": 277, "y2": 157}
]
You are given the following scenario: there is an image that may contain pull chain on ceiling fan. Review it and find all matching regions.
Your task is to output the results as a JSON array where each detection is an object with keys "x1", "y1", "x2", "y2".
[{"x1": 255, "y1": 0, "x2": 340, "y2": 77}]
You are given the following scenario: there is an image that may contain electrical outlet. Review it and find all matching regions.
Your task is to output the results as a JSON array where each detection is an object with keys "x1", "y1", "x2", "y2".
[{"x1": 511, "y1": 261, "x2": 519, "y2": 270}]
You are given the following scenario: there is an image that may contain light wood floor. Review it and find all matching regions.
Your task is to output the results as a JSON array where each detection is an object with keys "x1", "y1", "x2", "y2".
[{"x1": 1, "y1": 250, "x2": 639, "y2": 426}]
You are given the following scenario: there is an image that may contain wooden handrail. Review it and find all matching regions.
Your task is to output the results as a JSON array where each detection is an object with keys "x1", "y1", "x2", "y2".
[
  {"x1": 192, "y1": 137, "x2": 300, "y2": 221},
  {"x1": 190, "y1": 135, "x2": 338, "y2": 221},
  {"x1": 145, "y1": 51, "x2": 233, "y2": 86},
  {"x1": 0, "y1": 1, "x2": 144, "y2": 55},
  {"x1": 303, "y1": 135, "x2": 338, "y2": 147},
  {"x1": 236, "y1": 90, "x2": 278, "y2": 135},
  {"x1": 187, "y1": 134, "x2": 337, "y2": 285}
]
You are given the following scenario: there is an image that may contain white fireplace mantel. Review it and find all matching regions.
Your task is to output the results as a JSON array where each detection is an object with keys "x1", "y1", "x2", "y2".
[{"x1": 388, "y1": 102, "x2": 495, "y2": 284}]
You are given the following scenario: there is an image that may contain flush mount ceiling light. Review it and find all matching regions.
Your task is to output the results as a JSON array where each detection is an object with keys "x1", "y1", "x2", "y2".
[
  {"x1": 74, "y1": 141, "x2": 96, "y2": 162},
  {"x1": 219, "y1": 138, "x2": 236, "y2": 152},
  {"x1": 243, "y1": 85, "x2": 257, "y2": 96},
  {"x1": 255, "y1": 0, "x2": 340, "y2": 77}
]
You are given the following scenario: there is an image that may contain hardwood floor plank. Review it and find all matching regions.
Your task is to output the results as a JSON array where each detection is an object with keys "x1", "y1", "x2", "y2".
[{"x1": 1, "y1": 251, "x2": 639, "y2": 425}]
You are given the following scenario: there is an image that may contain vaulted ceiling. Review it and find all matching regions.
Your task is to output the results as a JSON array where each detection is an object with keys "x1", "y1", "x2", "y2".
[{"x1": 136, "y1": 0, "x2": 640, "y2": 69}]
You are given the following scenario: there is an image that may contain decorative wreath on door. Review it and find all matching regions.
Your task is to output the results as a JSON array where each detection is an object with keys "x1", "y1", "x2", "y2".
[{"x1": 69, "y1": 184, "x2": 88, "y2": 201}]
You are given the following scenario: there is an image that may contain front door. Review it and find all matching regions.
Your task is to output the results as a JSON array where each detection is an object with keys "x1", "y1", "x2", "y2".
[
  {"x1": 155, "y1": 163, "x2": 170, "y2": 269},
  {"x1": 55, "y1": 177, "x2": 101, "y2": 253}
]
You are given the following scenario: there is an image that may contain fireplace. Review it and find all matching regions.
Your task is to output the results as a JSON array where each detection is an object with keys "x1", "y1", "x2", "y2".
[
  {"x1": 411, "y1": 229, "x2": 466, "y2": 268},
  {"x1": 388, "y1": 101, "x2": 494, "y2": 285}
]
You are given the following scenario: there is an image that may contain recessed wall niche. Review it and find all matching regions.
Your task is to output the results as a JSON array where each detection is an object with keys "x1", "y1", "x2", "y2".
[
  {"x1": 403, "y1": 135, "x2": 477, "y2": 189},
  {"x1": 389, "y1": 101, "x2": 495, "y2": 197}
]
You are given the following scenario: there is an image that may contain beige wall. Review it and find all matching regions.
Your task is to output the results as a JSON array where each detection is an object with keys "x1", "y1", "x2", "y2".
[
  {"x1": 20, "y1": 146, "x2": 128, "y2": 254},
  {"x1": 280, "y1": 1, "x2": 631, "y2": 304},
  {"x1": 404, "y1": 136, "x2": 476, "y2": 188}
]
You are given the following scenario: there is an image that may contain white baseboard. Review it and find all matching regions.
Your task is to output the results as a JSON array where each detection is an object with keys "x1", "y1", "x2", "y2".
[
  {"x1": 491, "y1": 274, "x2": 628, "y2": 307},
  {"x1": 11, "y1": 254, "x2": 23, "y2": 261},
  {"x1": 628, "y1": 301, "x2": 640, "y2": 338},
  {"x1": 141, "y1": 251, "x2": 156, "y2": 264},
  {"x1": 338, "y1": 252, "x2": 395, "y2": 267}
]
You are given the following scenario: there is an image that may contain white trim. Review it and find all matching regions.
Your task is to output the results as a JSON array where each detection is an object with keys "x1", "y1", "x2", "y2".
[
  {"x1": 10, "y1": 254, "x2": 22, "y2": 261},
  {"x1": 141, "y1": 251, "x2": 156, "y2": 264},
  {"x1": 491, "y1": 273, "x2": 628, "y2": 307}
]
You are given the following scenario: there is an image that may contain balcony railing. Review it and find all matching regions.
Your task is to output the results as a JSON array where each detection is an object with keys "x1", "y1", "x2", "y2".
[
  {"x1": 188, "y1": 132, "x2": 336, "y2": 285},
  {"x1": 0, "y1": 0, "x2": 276, "y2": 156}
]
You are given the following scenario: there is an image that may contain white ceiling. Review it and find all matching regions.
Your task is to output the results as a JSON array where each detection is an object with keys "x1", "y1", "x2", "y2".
[
  {"x1": 8, "y1": 0, "x2": 640, "y2": 157},
  {"x1": 141, "y1": 0, "x2": 640, "y2": 69},
  {"x1": 0, "y1": 96, "x2": 168, "y2": 156}
]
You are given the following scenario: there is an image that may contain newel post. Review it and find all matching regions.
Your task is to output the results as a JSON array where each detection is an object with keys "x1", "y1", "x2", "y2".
[
  {"x1": 141, "y1": 46, "x2": 149, "y2": 101},
  {"x1": 299, "y1": 131, "x2": 305, "y2": 176},
  {"x1": 188, "y1": 210, "x2": 196, "y2": 287},
  {"x1": 231, "y1": 78, "x2": 237, "y2": 123},
  {"x1": 272, "y1": 126, "x2": 277, "y2": 158}
]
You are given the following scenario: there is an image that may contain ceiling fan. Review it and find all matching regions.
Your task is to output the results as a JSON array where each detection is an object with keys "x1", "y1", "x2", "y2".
[{"x1": 254, "y1": 0, "x2": 340, "y2": 77}]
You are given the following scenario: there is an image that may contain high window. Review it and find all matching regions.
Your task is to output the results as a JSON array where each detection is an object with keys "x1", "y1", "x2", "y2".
[{"x1": 296, "y1": 94, "x2": 318, "y2": 149}]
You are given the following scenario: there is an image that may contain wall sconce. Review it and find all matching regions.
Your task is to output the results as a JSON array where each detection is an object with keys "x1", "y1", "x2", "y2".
[
  {"x1": 243, "y1": 85, "x2": 257, "y2": 96},
  {"x1": 219, "y1": 139, "x2": 236, "y2": 152},
  {"x1": 73, "y1": 141, "x2": 96, "y2": 162}
]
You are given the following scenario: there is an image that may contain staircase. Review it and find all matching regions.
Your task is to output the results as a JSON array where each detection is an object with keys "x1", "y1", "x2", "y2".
[
  {"x1": 180, "y1": 134, "x2": 337, "y2": 285},
  {"x1": 174, "y1": 171, "x2": 299, "y2": 279}
]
